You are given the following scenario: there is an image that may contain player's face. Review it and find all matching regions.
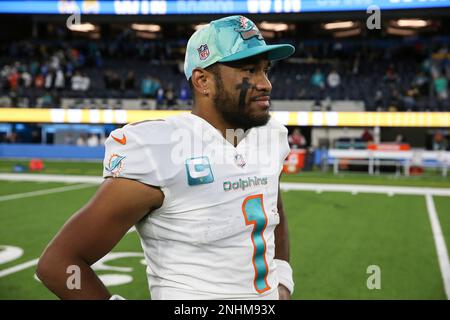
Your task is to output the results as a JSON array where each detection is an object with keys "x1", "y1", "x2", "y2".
[{"x1": 210, "y1": 55, "x2": 272, "y2": 130}]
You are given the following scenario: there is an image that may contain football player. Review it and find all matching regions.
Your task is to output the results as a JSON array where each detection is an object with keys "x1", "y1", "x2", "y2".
[{"x1": 37, "y1": 15, "x2": 295, "y2": 300}]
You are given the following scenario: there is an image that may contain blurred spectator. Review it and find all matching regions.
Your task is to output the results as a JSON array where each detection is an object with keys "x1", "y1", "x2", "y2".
[
  {"x1": 29, "y1": 61, "x2": 39, "y2": 76},
  {"x1": 288, "y1": 128, "x2": 307, "y2": 149},
  {"x1": 311, "y1": 68, "x2": 325, "y2": 101},
  {"x1": 124, "y1": 71, "x2": 136, "y2": 90},
  {"x1": 21, "y1": 69, "x2": 32, "y2": 88},
  {"x1": 54, "y1": 69, "x2": 65, "y2": 90},
  {"x1": 412, "y1": 71, "x2": 429, "y2": 97},
  {"x1": 34, "y1": 74, "x2": 45, "y2": 89},
  {"x1": 45, "y1": 71, "x2": 54, "y2": 90},
  {"x1": 395, "y1": 134, "x2": 406, "y2": 144},
  {"x1": 40, "y1": 64, "x2": 49, "y2": 77},
  {"x1": 41, "y1": 91, "x2": 54, "y2": 107},
  {"x1": 141, "y1": 76, "x2": 161, "y2": 98},
  {"x1": 103, "y1": 70, "x2": 112, "y2": 89},
  {"x1": 434, "y1": 73, "x2": 448, "y2": 101},
  {"x1": 109, "y1": 72, "x2": 121, "y2": 90},
  {"x1": 179, "y1": 85, "x2": 190, "y2": 105},
  {"x1": 7, "y1": 68, "x2": 20, "y2": 90},
  {"x1": 374, "y1": 90, "x2": 384, "y2": 111},
  {"x1": 361, "y1": 129, "x2": 374, "y2": 143},
  {"x1": 76, "y1": 134, "x2": 87, "y2": 146},
  {"x1": 327, "y1": 69, "x2": 340, "y2": 100},
  {"x1": 50, "y1": 53, "x2": 61, "y2": 70},
  {"x1": 81, "y1": 73, "x2": 90, "y2": 91},
  {"x1": 141, "y1": 76, "x2": 153, "y2": 97},
  {"x1": 64, "y1": 133, "x2": 75, "y2": 145},
  {"x1": 5, "y1": 132, "x2": 19, "y2": 143},
  {"x1": 327, "y1": 69, "x2": 341, "y2": 89},
  {"x1": 384, "y1": 65, "x2": 400, "y2": 98},
  {"x1": 156, "y1": 87, "x2": 165, "y2": 109},
  {"x1": 388, "y1": 90, "x2": 402, "y2": 111},
  {"x1": 87, "y1": 133, "x2": 99, "y2": 147},
  {"x1": 71, "y1": 71, "x2": 84, "y2": 91},
  {"x1": 311, "y1": 68, "x2": 325, "y2": 89},
  {"x1": 166, "y1": 87, "x2": 176, "y2": 108},
  {"x1": 9, "y1": 90, "x2": 18, "y2": 107},
  {"x1": 432, "y1": 130, "x2": 447, "y2": 150},
  {"x1": 31, "y1": 130, "x2": 41, "y2": 144},
  {"x1": 403, "y1": 87, "x2": 419, "y2": 111}
]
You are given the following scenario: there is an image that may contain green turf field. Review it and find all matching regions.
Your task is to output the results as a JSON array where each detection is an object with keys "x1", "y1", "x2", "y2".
[{"x1": 1, "y1": 175, "x2": 449, "y2": 299}]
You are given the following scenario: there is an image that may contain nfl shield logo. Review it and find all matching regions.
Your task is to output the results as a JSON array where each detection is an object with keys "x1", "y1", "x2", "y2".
[
  {"x1": 197, "y1": 44, "x2": 210, "y2": 60},
  {"x1": 239, "y1": 16, "x2": 249, "y2": 29},
  {"x1": 234, "y1": 153, "x2": 246, "y2": 168}
]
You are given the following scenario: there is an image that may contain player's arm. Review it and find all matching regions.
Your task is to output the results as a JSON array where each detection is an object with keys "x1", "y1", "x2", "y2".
[
  {"x1": 36, "y1": 177, "x2": 164, "y2": 299},
  {"x1": 275, "y1": 179, "x2": 289, "y2": 262},
  {"x1": 274, "y1": 175, "x2": 294, "y2": 299}
]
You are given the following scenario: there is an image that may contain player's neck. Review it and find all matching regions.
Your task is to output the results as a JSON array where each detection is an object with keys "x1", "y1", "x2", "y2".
[{"x1": 191, "y1": 107, "x2": 240, "y2": 147}]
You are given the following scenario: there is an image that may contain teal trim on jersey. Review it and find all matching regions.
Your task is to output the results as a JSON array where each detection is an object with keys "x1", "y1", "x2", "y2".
[
  {"x1": 242, "y1": 194, "x2": 270, "y2": 293},
  {"x1": 185, "y1": 156, "x2": 214, "y2": 186}
]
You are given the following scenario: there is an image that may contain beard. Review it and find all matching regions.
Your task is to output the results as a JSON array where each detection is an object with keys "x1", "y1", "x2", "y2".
[{"x1": 212, "y1": 75, "x2": 270, "y2": 131}]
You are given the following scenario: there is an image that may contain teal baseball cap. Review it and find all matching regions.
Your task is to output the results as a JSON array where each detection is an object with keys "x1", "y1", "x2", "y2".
[{"x1": 184, "y1": 15, "x2": 295, "y2": 80}]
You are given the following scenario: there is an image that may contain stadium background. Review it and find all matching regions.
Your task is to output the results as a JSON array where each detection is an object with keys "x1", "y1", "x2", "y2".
[{"x1": 1, "y1": 0, "x2": 450, "y2": 300}]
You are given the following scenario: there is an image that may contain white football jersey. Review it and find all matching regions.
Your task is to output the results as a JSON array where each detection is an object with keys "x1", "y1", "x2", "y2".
[{"x1": 103, "y1": 113, "x2": 290, "y2": 300}]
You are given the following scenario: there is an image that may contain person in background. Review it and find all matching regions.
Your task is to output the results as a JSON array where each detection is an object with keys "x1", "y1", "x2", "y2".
[
  {"x1": 395, "y1": 134, "x2": 406, "y2": 144},
  {"x1": 327, "y1": 68, "x2": 340, "y2": 99},
  {"x1": 311, "y1": 68, "x2": 325, "y2": 101},
  {"x1": 165, "y1": 86, "x2": 176, "y2": 108},
  {"x1": 434, "y1": 72, "x2": 448, "y2": 102},
  {"x1": 81, "y1": 73, "x2": 91, "y2": 92},
  {"x1": 54, "y1": 69, "x2": 65, "y2": 91},
  {"x1": 361, "y1": 129, "x2": 374, "y2": 143},
  {"x1": 288, "y1": 128, "x2": 307, "y2": 149},
  {"x1": 124, "y1": 71, "x2": 135, "y2": 90},
  {"x1": 155, "y1": 86, "x2": 165, "y2": 109},
  {"x1": 76, "y1": 134, "x2": 87, "y2": 146},
  {"x1": 87, "y1": 133, "x2": 99, "y2": 147},
  {"x1": 63, "y1": 133, "x2": 75, "y2": 145},
  {"x1": 141, "y1": 76, "x2": 153, "y2": 98},
  {"x1": 71, "y1": 71, "x2": 84, "y2": 91},
  {"x1": 433, "y1": 130, "x2": 447, "y2": 150}
]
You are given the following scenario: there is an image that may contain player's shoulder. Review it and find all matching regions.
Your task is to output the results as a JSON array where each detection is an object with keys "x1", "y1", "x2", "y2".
[
  {"x1": 108, "y1": 118, "x2": 176, "y2": 146},
  {"x1": 128, "y1": 117, "x2": 176, "y2": 131},
  {"x1": 264, "y1": 116, "x2": 288, "y2": 134}
]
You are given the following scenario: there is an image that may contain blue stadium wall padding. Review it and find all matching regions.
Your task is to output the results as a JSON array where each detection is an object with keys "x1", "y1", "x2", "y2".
[{"x1": 0, "y1": 144, "x2": 105, "y2": 160}]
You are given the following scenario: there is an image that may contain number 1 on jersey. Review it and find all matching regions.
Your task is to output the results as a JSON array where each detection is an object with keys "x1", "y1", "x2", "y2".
[{"x1": 242, "y1": 194, "x2": 270, "y2": 294}]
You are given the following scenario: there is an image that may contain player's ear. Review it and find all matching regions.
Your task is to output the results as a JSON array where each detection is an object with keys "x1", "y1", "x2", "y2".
[{"x1": 191, "y1": 68, "x2": 211, "y2": 97}]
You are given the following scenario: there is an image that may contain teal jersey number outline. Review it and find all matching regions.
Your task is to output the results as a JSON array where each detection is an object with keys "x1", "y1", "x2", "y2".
[{"x1": 242, "y1": 194, "x2": 271, "y2": 294}]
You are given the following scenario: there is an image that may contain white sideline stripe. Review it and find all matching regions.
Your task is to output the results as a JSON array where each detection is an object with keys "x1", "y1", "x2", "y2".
[
  {"x1": 280, "y1": 182, "x2": 450, "y2": 197},
  {"x1": 1, "y1": 173, "x2": 450, "y2": 196},
  {"x1": 425, "y1": 194, "x2": 450, "y2": 300},
  {"x1": 0, "y1": 184, "x2": 95, "y2": 202},
  {"x1": 0, "y1": 173, "x2": 102, "y2": 184},
  {"x1": 0, "y1": 258, "x2": 38, "y2": 278}
]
